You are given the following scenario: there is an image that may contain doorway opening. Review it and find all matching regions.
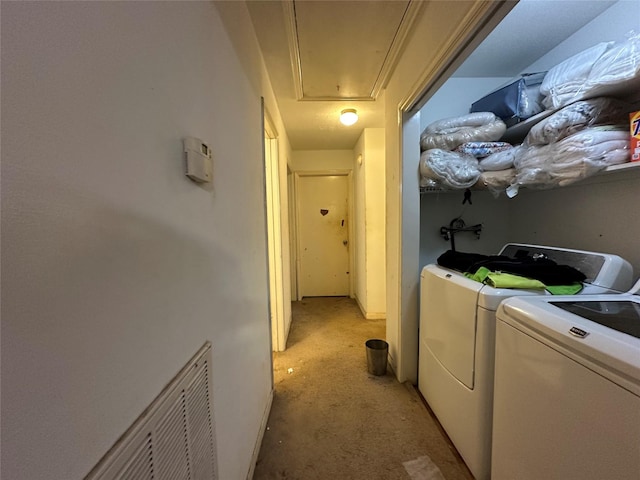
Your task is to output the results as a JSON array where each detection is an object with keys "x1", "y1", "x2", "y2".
[
  {"x1": 263, "y1": 106, "x2": 291, "y2": 353},
  {"x1": 293, "y1": 171, "x2": 353, "y2": 300}
]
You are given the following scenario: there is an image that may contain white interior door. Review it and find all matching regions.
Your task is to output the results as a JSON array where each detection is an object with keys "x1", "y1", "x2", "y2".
[
  {"x1": 265, "y1": 133, "x2": 285, "y2": 351},
  {"x1": 297, "y1": 174, "x2": 350, "y2": 297}
]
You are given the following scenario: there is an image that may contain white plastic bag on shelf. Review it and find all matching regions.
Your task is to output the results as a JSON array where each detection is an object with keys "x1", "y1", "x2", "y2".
[
  {"x1": 525, "y1": 97, "x2": 631, "y2": 146},
  {"x1": 419, "y1": 149, "x2": 480, "y2": 189},
  {"x1": 475, "y1": 169, "x2": 517, "y2": 197},
  {"x1": 513, "y1": 128, "x2": 630, "y2": 189},
  {"x1": 478, "y1": 146, "x2": 521, "y2": 171},
  {"x1": 541, "y1": 33, "x2": 640, "y2": 109},
  {"x1": 420, "y1": 112, "x2": 506, "y2": 151}
]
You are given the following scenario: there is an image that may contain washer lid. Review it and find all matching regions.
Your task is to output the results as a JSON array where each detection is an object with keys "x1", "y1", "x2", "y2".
[
  {"x1": 499, "y1": 243, "x2": 633, "y2": 292},
  {"x1": 498, "y1": 295, "x2": 640, "y2": 394},
  {"x1": 550, "y1": 300, "x2": 640, "y2": 339}
]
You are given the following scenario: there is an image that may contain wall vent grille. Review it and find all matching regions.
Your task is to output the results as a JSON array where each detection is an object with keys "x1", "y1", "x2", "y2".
[
  {"x1": 119, "y1": 435, "x2": 154, "y2": 480},
  {"x1": 85, "y1": 342, "x2": 217, "y2": 480}
]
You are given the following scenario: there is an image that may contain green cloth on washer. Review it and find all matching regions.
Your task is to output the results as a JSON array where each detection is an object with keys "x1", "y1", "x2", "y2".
[
  {"x1": 465, "y1": 266, "x2": 570, "y2": 291},
  {"x1": 485, "y1": 271, "x2": 546, "y2": 290},
  {"x1": 464, "y1": 266, "x2": 492, "y2": 283},
  {"x1": 545, "y1": 283, "x2": 584, "y2": 295}
]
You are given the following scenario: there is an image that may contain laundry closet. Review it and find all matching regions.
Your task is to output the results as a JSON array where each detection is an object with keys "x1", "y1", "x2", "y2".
[
  {"x1": 410, "y1": 1, "x2": 640, "y2": 478},
  {"x1": 416, "y1": 0, "x2": 640, "y2": 275}
]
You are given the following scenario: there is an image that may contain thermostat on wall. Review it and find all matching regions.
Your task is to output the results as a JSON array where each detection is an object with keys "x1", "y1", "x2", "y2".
[{"x1": 183, "y1": 136, "x2": 212, "y2": 183}]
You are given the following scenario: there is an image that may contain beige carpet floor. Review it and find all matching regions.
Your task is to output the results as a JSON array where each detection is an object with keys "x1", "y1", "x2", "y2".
[{"x1": 253, "y1": 297, "x2": 473, "y2": 480}]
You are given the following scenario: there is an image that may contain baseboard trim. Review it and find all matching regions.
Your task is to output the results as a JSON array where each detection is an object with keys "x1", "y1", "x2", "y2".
[
  {"x1": 354, "y1": 295, "x2": 386, "y2": 320},
  {"x1": 246, "y1": 388, "x2": 274, "y2": 480},
  {"x1": 388, "y1": 352, "x2": 398, "y2": 380},
  {"x1": 283, "y1": 313, "x2": 292, "y2": 349}
]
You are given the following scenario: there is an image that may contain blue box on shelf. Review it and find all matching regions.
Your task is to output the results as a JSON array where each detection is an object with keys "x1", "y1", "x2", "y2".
[{"x1": 471, "y1": 72, "x2": 547, "y2": 127}]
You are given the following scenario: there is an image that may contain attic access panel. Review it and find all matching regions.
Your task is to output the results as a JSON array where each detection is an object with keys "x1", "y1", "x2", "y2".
[{"x1": 294, "y1": 0, "x2": 410, "y2": 99}]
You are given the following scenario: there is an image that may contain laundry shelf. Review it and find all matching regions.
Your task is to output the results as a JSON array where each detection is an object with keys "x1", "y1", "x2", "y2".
[
  {"x1": 601, "y1": 161, "x2": 640, "y2": 175},
  {"x1": 580, "y1": 160, "x2": 640, "y2": 186},
  {"x1": 419, "y1": 161, "x2": 640, "y2": 195},
  {"x1": 499, "y1": 110, "x2": 555, "y2": 145}
]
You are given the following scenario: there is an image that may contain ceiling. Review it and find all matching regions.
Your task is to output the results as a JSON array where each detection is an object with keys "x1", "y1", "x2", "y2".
[
  {"x1": 293, "y1": 1, "x2": 411, "y2": 100},
  {"x1": 247, "y1": 0, "x2": 619, "y2": 151},
  {"x1": 247, "y1": 0, "x2": 419, "y2": 150}
]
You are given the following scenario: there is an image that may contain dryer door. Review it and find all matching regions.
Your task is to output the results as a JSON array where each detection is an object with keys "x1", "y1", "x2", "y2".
[{"x1": 421, "y1": 266, "x2": 482, "y2": 389}]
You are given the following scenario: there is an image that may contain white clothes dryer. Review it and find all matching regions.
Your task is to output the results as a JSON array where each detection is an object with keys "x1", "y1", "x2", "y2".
[
  {"x1": 491, "y1": 279, "x2": 640, "y2": 480},
  {"x1": 418, "y1": 243, "x2": 633, "y2": 480}
]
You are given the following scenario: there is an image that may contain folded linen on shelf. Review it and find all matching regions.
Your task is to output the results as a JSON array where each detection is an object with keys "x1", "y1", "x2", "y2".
[
  {"x1": 419, "y1": 149, "x2": 480, "y2": 189},
  {"x1": 513, "y1": 128, "x2": 630, "y2": 189},
  {"x1": 420, "y1": 112, "x2": 506, "y2": 151},
  {"x1": 540, "y1": 42, "x2": 612, "y2": 104},
  {"x1": 478, "y1": 146, "x2": 521, "y2": 171},
  {"x1": 525, "y1": 97, "x2": 631, "y2": 145},
  {"x1": 541, "y1": 34, "x2": 640, "y2": 109}
]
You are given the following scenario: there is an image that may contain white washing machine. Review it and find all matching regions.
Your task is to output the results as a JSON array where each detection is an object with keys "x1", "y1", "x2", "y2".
[
  {"x1": 418, "y1": 243, "x2": 633, "y2": 480},
  {"x1": 491, "y1": 279, "x2": 640, "y2": 480}
]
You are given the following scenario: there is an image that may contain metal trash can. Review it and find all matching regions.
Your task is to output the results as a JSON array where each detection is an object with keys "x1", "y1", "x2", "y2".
[{"x1": 365, "y1": 339, "x2": 388, "y2": 376}]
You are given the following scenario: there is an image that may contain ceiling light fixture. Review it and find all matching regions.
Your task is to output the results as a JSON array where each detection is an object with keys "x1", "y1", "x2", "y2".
[{"x1": 340, "y1": 109, "x2": 358, "y2": 126}]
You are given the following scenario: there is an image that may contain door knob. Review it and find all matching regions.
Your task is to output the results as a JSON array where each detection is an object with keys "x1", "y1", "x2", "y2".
[{"x1": 343, "y1": 240, "x2": 348, "y2": 246}]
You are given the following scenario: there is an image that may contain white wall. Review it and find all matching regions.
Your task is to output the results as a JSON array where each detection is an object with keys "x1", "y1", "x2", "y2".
[
  {"x1": 288, "y1": 169, "x2": 298, "y2": 301},
  {"x1": 509, "y1": 174, "x2": 640, "y2": 279},
  {"x1": 363, "y1": 129, "x2": 387, "y2": 317},
  {"x1": 354, "y1": 135, "x2": 368, "y2": 310},
  {"x1": 290, "y1": 149, "x2": 354, "y2": 171},
  {"x1": 214, "y1": 1, "x2": 294, "y2": 355},
  {"x1": 384, "y1": 0, "x2": 504, "y2": 382},
  {"x1": 277, "y1": 153, "x2": 293, "y2": 349},
  {"x1": 1, "y1": 2, "x2": 287, "y2": 479},
  {"x1": 353, "y1": 129, "x2": 387, "y2": 319},
  {"x1": 420, "y1": 191, "x2": 511, "y2": 268},
  {"x1": 419, "y1": 77, "x2": 511, "y2": 131},
  {"x1": 526, "y1": 0, "x2": 635, "y2": 73}
]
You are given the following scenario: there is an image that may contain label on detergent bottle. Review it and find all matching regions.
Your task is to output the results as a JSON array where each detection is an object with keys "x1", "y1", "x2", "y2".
[{"x1": 631, "y1": 111, "x2": 640, "y2": 162}]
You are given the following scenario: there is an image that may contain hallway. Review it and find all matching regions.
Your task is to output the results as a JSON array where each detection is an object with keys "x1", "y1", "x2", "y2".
[{"x1": 254, "y1": 297, "x2": 473, "y2": 480}]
